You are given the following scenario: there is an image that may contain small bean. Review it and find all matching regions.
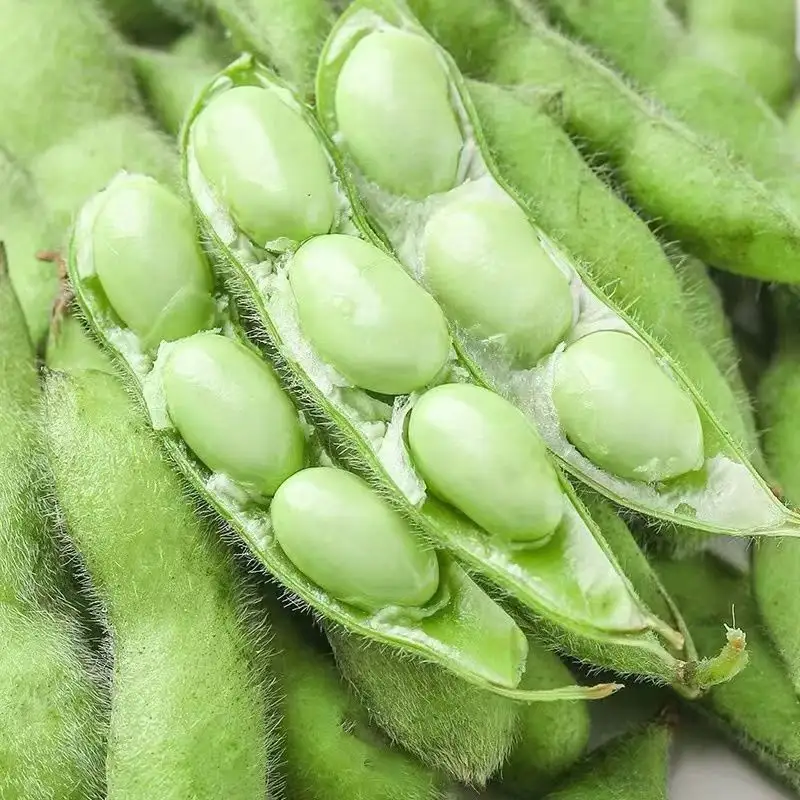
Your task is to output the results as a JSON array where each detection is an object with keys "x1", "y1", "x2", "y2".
[
  {"x1": 91, "y1": 175, "x2": 215, "y2": 349},
  {"x1": 408, "y1": 383, "x2": 564, "y2": 543},
  {"x1": 163, "y1": 332, "x2": 305, "y2": 495},
  {"x1": 192, "y1": 84, "x2": 336, "y2": 245},
  {"x1": 422, "y1": 188, "x2": 573, "y2": 368},
  {"x1": 335, "y1": 28, "x2": 462, "y2": 199},
  {"x1": 271, "y1": 466, "x2": 440, "y2": 611},
  {"x1": 289, "y1": 233, "x2": 450, "y2": 394},
  {"x1": 552, "y1": 331, "x2": 704, "y2": 482}
]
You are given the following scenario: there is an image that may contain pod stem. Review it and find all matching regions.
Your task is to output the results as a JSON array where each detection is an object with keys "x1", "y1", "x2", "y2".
[
  {"x1": 647, "y1": 615, "x2": 686, "y2": 653},
  {"x1": 680, "y1": 624, "x2": 748, "y2": 692},
  {"x1": 490, "y1": 681, "x2": 624, "y2": 703}
]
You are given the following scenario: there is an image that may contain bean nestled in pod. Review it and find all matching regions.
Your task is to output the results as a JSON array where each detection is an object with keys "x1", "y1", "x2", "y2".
[
  {"x1": 289, "y1": 233, "x2": 451, "y2": 394},
  {"x1": 90, "y1": 175, "x2": 215, "y2": 350},
  {"x1": 408, "y1": 383, "x2": 564, "y2": 544},
  {"x1": 552, "y1": 330, "x2": 704, "y2": 483},
  {"x1": 162, "y1": 332, "x2": 306, "y2": 496},
  {"x1": 334, "y1": 28, "x2": 463, "y2": 198},
  {"x1": 191, "y1": 84, "x2": 336, "y2": 245},
  {"x1": 271, "y1": 466, "x2": 440, "y2": 611},
  {"x1": 422, "y1": 187, "x2": 574, "y2": 368}
]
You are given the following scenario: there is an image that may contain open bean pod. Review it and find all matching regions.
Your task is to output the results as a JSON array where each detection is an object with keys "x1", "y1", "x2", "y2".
[
  {"x1": 68, "y1": 170, "x2": 621, "y2": 703},
  {"x1": 179, "y1": 56, "x2": 742, "y2": 694},
  {"x1": 315, "y1": 0, "x2": 800, "y2": 541}
]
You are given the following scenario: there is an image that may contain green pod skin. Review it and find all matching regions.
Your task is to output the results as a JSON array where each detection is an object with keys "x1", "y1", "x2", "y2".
[
  {"x1": 270, "y1": 603, "x2": 448, "y2": 800},
  {"x1": 0, "y1": 262, "x2": 105, "y2": 799},
  {"x1": 543, "y1": 722, "x2": 671, "y2": 800},
  {"x1": 406, "y1": 0, "x2": 800, "y2": 284},
  {"x1": 658, "y1": 553, "x2": 800, "y2": 794},
  {"x1": 540, "y1": 0, "x2": 800, "y2": 198},
  {"x1": 272, "y1": 467, "x2": 440, "y2": 611},
  {"x1": 91, "y1": 175, "x2": 215, "y2": 350},
  {"x1": 687, "y1": 0, "x2": 796, "y2": 52},
  {"x1": 552, "y1": 331, "x2": 705, "y2": 483},
  {"x1": 163, "y1": 333, "x2": 306, "y2": 497},
  {"x1": 30, "y1": 114, "x2": 179, "y2": 240},
  {"x1": 208, "y1": 0, "x2": 334, "y2": 102},
  {"x1": 335, "y1": 28, "x2": 463, "y2": 199},
  {"x1": 407, "y1": 383, "x2": 565, "y2": 544},
  {"x1": 44, "y1": 364, "x2": 277, "y2": 799},
  {"x1": 71, "y1": 173, "x2": 573, "y2": 702},
  {"x1": 329, "y1": 624, "x2": 589, "y2": 787},
  {"x1": 422, "y1": 186, "x2": 574, "y2": 368},
  {"x1": 289, "y1": 234, "x2": 451, "y2": 395},
  {"x1": 752, "y1": 296, "x2": 800, "y2": 695},
  {"x1": 181, "y1": 54, "x2": 748, "y2": 694},
  {"x1": 317, "y1": 0, "x2": 796, "y2": 542},
  {"x1": 191, "y1": 84, "x2": 336, "y2": 246},
  {"x1": 465, "y1": 81, "x2": 763, "y2": 476},
  {"x1": 0, "y1": 0, "x2": 141, "y2": 161}
]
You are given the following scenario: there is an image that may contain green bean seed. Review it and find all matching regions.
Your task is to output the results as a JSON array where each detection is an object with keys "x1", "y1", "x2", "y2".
[
  {"x1": 408, "y1": 383, "x2": 564, "y2": 544},
  {"x1": 271, "y1": 466, "x2": 440, "y2": 611},
  {"x1": 553, "y1": 331, "x2": 704, "y2": 482},
  {"x1": 91, "y1": 175, "x2": 215, "y2": 349},
  {"x1": 422, "y1": 187, "x2": 573, "y2": 367},
  {"x1": 163, "y1": 332, "x2": 305, "y2": 495},
  {"x1": 334, "y1": 28, "x2": 462, "y2": 198},
  {"x1": 289, "y1": 233, "x2": 451, "y2": 394},
  {"x1": 192, "y1": 84, "x2": 336, "y2": 245}
]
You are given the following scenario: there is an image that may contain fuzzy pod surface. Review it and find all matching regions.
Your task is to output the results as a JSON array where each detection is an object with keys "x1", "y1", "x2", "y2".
[
  {"x1": 0, "y1": 0, "x2": 141, "y2": 160},
  {"x1": 0, "y1": 262, "x2": 105, "y2": 799},
  {"x1": 543, "y1": 722, "x2": 671, "y2": 799},
  {"x1": 658, "y1": 553, "x2": 800, "y2": 793},
  {"x1": 328, "y1": 626, "x2": 589, "y2": 788},
  {"x1": 43, "y1": 365, "x2": 278, "y2": 799}
]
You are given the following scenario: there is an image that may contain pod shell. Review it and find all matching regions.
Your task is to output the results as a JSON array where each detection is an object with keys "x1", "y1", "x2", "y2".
[
  {"x1": 423, "y1": 190, "x2": 574, "y2": 367},
  {"x1": 162, "y1": 333, "x2": 305, "y2": 495},
  {"x1": 408, "y1": 383, "x2": 565, "y2": 543},
  {"x1": 334, "y1": 28, "x2": 463, "y2": 199},
  {"x1": 552, "y1": 330, "x2": 705, "y2": 482},
  {"x1": 91, "y1": 176, "x2": 215, "y2": 349},
  {"x1": 289, "y1": 234, "x2": 451, "y2": 394},
  {"x1": 271, "y1": 466, "x2": 440, "y2": 611},
  {"x1": 192, "y1": 84, "x2": 336, "y2": 245}
]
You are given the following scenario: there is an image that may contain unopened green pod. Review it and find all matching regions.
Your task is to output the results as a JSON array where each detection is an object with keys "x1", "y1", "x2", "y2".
[
  {"x1": 44, "y1": 361, "x2": 277, "y2": 798},
  {"x1": 752, "y1": 292, "x2": 800, "y2": 696},
  {"x1": 269, "y1": 601, "x2": 450, "y2": 799},
  {"x1": 658, "y1": 553, "x2": 800, "y2": 794},
  {"x1": 329, "y1": 625, "x2": 589, "y2": 787},
  {"x1": 69, "y1": 171, "x2": 612, "y2": 702},
  {"x1": 407, "y1": 0, "x2": 800, "y2": 285},
  {"x1": 0, "y1": 253, "x2": 105, "y2": 799},
  {"x1": 316, "y1": 0, "x2": 799, "y2": 539},
  {"x1": 0, "y1": 0, "x2": 141, "y2": 161},
  {"x1": 543, "y1": 721, "x2": 672, "y2": 799},
  {"x1": 180, "y1": 55, "x2": 747, "y2": 694}
]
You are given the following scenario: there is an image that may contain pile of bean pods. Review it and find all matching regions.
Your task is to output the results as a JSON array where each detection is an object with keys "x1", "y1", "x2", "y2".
[{"x1": 2, "y1": 0, "x2": 800, "y2": 797}]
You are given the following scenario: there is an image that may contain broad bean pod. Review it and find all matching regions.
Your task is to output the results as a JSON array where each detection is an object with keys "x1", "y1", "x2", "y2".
[
  {"x1": 316, "y1": 0, "x2": 798, "y2": 541},
  {"x1": 0, "y1": 253, "x2": 105, "y2": 799},
  {"x1": 68, "y1": 172, "x2": 600, "y2": 702},
  {"x1": 328, "y1": 625, "x2": 590, "y2": 786},
  {"x1": 180, "y1": 54, "x2": 744, "y2": 693},
  {"x1": 407, "y1": 0, "x2": 800, "y2": 284},
  {"x1": 44, "y1": 357, "x2": 278, "y2": 798},
  {"x1": 543, "y1": 721, "x2": 671, "y2": 799},
  {"x1": 658, "y1": 553, "x2": 800, "y2": 795}
]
